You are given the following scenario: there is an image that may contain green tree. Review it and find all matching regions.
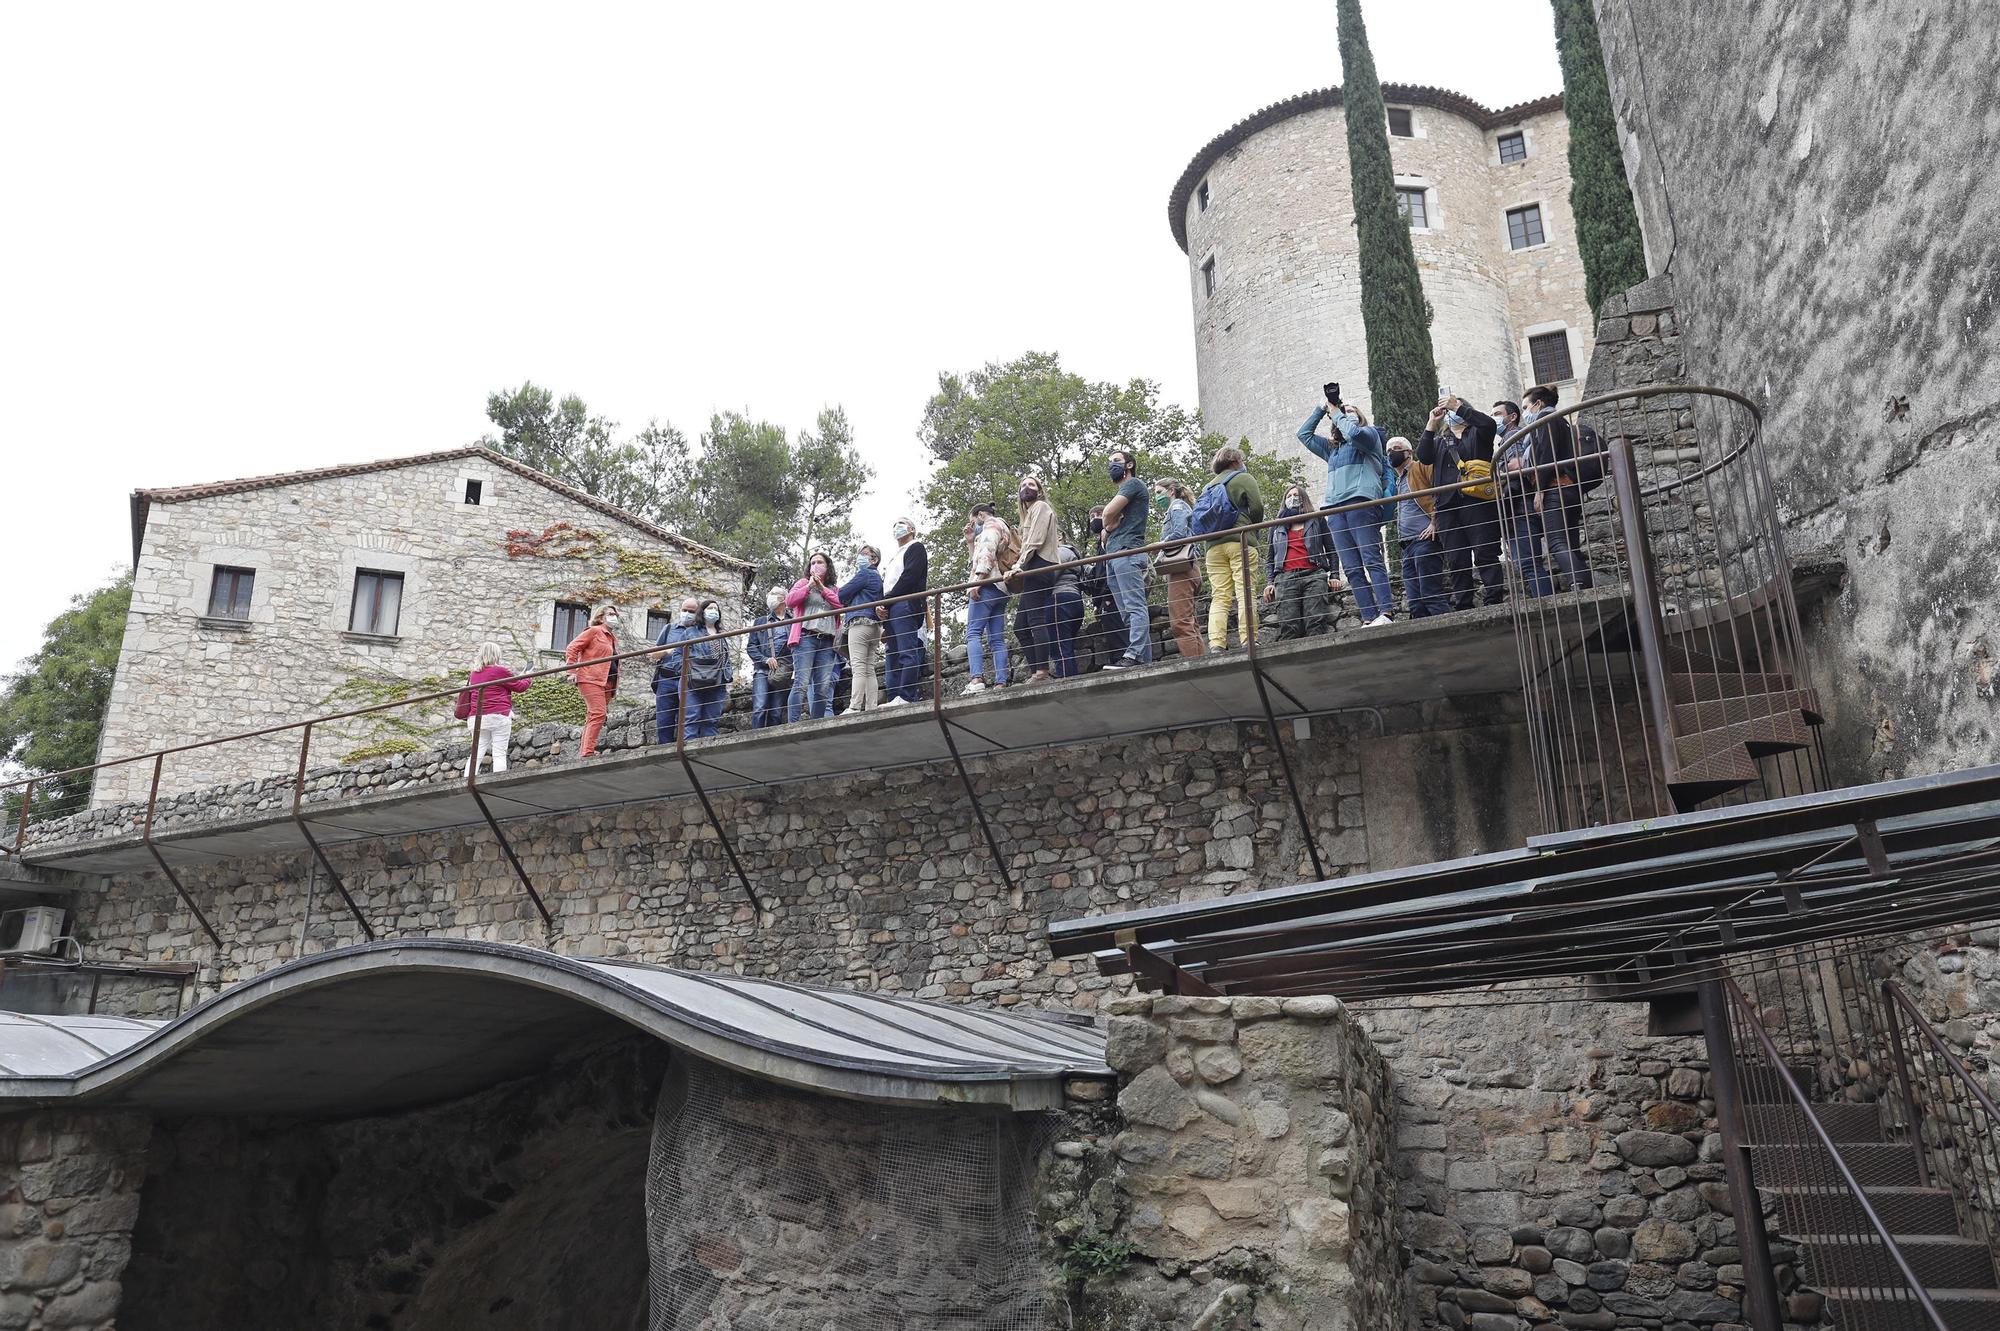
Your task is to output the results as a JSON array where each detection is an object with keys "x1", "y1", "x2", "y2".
[
  {"x1": 788, "y1": 406, "x2": 874, "y2": 575},
  {"x1": 661, "y1": 412, "x2": 800, "y2": 577},
  {"x1": 480, "y1": 382, "x2": 684, "y2": 521},
  {"x1": 1337, "y1": 0, "x2": 1439, "y2": 441},
  {"x1": 0, "y1": 576, "x2": 131, "y2": 815},
  {"x1": 916, "y1": 351, "x2": 1300, "y2": 587},
  {"x1": 1553, "y1": 0, "x2": 1648, "y2": 313}
]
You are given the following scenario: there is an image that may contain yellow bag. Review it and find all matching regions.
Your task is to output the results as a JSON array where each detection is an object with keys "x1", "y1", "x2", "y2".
[{"x1": 1458, "y1": 456, "x2": 1496, "y2": 502}]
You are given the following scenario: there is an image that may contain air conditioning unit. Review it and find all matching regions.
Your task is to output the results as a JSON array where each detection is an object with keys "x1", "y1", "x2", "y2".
[{"x1": 0, "y1": 906, "x2": 64, "y2": 957}]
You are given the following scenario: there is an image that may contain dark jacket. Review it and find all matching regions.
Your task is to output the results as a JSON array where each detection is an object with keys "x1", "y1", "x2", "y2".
[
  {"x1": 1416, "y1": 405, "x2": 1498, "y2": 507},
  {"x1": 886, "y1": 540, "x2": 927, "y2": 600},
  {"x1": 1266, "y1": 511, "x2": 1337, "y2": 579},
  {"x1": 745, "y1": 613, "x2": 786, "y2": 668},
  {"x1": 1527, "y1": 411, "x2": 1578, "y2": 488},
  {"x1": 838, "y1": 566, "x2": 884, "y2": 616}
]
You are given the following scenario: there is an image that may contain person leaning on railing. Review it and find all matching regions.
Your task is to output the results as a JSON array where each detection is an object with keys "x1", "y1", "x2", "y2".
[
  {"x1": 462, "y1": 641, "x2": 531, "y2": 776},
  {"x1": 837, "y1": 547, "x2": 884, "y2": 715},
  {"x1": 1190, "y1": 445, "x2": 1265, "y2": 651},
  {"x1": 1004, "y1": 476, "x2": 1061, "y2": 684},
  {"x1": 563, "y1": 604, "x2": 622, "y2": 759},
  {"x1": 785, "y1": 551, "x2": 845, "y2": 721},
  {"x1": 1263, "y1": 482, "x2": 1337, "y2": 638},
  {"x1": 1151, "y1": 480, "x2": 1205, "y2": 659}
]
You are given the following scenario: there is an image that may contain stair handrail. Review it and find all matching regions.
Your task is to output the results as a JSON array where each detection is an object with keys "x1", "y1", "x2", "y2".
[
  {"x1": 1882, "y1": 978, "x2": 2000, "y2": 1125},
  {"x1": 1723, "y1": 978, "x2": 1950, "y2": 1329}
]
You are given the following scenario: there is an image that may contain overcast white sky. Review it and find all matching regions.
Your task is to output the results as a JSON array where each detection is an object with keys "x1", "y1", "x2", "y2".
[{"x1": 0, "y1": 1, "x2": 1559, "y2": 675}]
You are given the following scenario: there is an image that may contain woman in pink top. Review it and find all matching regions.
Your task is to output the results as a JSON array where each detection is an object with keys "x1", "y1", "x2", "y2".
[
  {"x1": 464, "y1": 641, "x2": 531, "y2": 776},
  {"x1": 784, "y1": 551, "x2": 844, "y2": 720}
]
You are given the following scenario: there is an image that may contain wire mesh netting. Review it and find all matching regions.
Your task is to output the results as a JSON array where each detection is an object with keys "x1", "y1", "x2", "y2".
[{"x1": 645, "y1": 1056, "x2": 1055, "y2": 1331}]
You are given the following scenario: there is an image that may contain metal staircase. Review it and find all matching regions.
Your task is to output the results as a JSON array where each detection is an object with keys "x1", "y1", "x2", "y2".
[{"x1": 1660, "y1": 636, "x2": 1822, "y2": 811}]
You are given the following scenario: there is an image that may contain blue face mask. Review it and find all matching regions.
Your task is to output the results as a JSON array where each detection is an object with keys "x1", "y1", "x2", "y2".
[
  {"x1": 1108, "y1": 460, "x2": 1127, "y2": 482},
  {"x1": 1445, "y1": 411, "x2": 1464, "y2": 427}
]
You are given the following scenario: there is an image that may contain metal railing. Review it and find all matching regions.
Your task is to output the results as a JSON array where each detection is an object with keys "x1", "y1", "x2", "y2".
[{"x1": 1883, "y1": 977, "x2": 2000, "y2": 1251}]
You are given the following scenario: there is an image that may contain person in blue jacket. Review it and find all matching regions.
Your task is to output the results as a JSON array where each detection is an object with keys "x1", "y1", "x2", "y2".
[
  {"x1": 679, "y1": 600, "x2": 735, "y2": 739},
  {"x1": 1298, "y1": 389, "x2": 1395, "y2": 626},
  {"x1": 838, "y1": 545, "x2": 885, "y2": 714},
  {"x1": 744, "y1": 588, "x2": 790, "y2": 729},
  {"x1": 649, "y1": 597, "x2": 702, "y2": 743}
]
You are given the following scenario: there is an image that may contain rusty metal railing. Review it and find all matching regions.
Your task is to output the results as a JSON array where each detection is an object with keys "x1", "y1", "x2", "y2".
[{"x1": 1882, "y1": 978, "x2": 2000, "y2": 1252}]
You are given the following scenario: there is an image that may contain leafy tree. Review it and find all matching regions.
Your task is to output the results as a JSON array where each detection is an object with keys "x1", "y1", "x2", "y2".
[
  {"x1": 0, "y1": 576, "x2": 131, "y2": 815},
  {"x1": 788, "y1": 406, "x2": 873, "y2": 575},
  {"x1": 916, "y1": 351, "x2": 1301, "y2": 587},
  {"x1": 661, "y1": 412, "x2": 798, "y2": 575},
  {"x1": 1553, "y1": 0, "x2": 1648, "y2": 313},
  {"x1": 1337, "y1": 0, "x2": 1439, "y2": 441},
  {"x1": 480, "y1": 382, "x2": 684, "y2": 521}
]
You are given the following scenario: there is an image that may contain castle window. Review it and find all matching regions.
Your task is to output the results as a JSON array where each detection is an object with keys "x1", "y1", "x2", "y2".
[
  {"x1": 1396, "y1": 187, "x2": 1430, "y2": 230},
  {"x1": 1506, "y1": 203, "x2": 1547, "y2": 250},
  {"x1": 1197, "y1": 179, "x2": 1210, "y2": 212},
  {"x1": 464, "y1": 479, "x2": 483, "y2": 505},
  {"x1": 1387, "y1": 107, "x2": 1413, "y2": 137},
  {"x1": 1530, "y1": 330, "x2": 1575, "y2": 384},
  {"x1": 349, "y1": 570, "x2": 405, "y2": 637},
  {"x1": 206, "y1": 566, "x2": 255, "y2": 620},
  {"x1": 1201, "y1": 255, "x2": 1216, "y2": 298},
  {"x1": 553, "y1": 601, "x2": 590, "y2": 650},
  {"x1": 1498, "y1": 131, "x2": 1526, "y2": 164},
  {"x1": 646, "y1": 609, "x2": 672, "y2": 642}
]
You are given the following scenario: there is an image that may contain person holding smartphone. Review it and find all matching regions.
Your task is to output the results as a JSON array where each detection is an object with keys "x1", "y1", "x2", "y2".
[{"x1": 1418, "y1": 392, "x2": 1506, "y2": 610}]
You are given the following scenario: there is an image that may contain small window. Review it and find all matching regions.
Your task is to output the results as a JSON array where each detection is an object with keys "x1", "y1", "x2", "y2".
[
  {"x1": 349, "y1": 570, "x2": 405, "y2": 636},
  {"x1": 1507, "y1": 204, "x2": 1547, "y2": 250},
  {"x1": 1201, "y1": 256, "x2": 1216, "y2": 297},
  {"x1": 1387, "y1": 107, "x2": 1413, "y2": 137},
  {"x1": 464, "y1": 479, "x2": 483, "y2": 505},
  {"x1": 646, "y1": 609, "x2": 672, "y2": 642},
  {"x1": 1529, "y1": 331, "x2": 1576, "y2": 384},
  {"x1": 1497, "y1": 131, "x2": 1527, "y2": 164},
  {"x1": 1197, "y1": 179, "x2": 1210, "y2": 212},
  {"x1": 553, "y1": 601, "x2": 591, "y2": 650},
  {"x1": 1396, "y1": 187, "x2": 1429, "y2": 229},
  {"x1": 206, "y1": 566, "x2": 255, "y2": 620}
]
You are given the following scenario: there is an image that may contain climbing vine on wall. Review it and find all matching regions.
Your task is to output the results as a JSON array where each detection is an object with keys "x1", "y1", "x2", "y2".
[
  {"x1": 502, "y1": 522, "x2": 717, "y2": 609},
  {"x1": 317, "y1": 671, "x2": 460, "y2": 765}
]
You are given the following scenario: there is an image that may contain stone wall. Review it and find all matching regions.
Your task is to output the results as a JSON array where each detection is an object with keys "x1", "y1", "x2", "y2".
[
  {"x1": 1046, "y1": 992, "x2": 1405, "y2": 1329},
  {"x1": 0, "y1": 1111, "x2": 151, "y2": 1331},
  {"x1": 1592, "y1": 0, "x2": 2000, "y2": 786},
  {"x1": 96, "y1": 454, "x2": 745, "y2": 808},
  {"x1": 1182, "y1": 93, "x2": 1592, "y2": 466}
]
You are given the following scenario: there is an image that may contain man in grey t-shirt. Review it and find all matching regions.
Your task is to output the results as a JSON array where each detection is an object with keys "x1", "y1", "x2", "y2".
[{"x1": 1098, "y1": 449, "x2": 1153, "y2": 669}]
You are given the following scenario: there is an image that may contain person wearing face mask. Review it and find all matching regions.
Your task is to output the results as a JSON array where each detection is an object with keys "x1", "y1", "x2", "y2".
[
  {"x1": 838, "y1": 544, "x2": 885, "y2": 714},
  {"x1": 1418, "y1": 394, "x2": 1506, "y2": 610},
  {"x1": 1262, "y1": 483, "x2": 1337, "y2": 638},
  {"x1": 1522, "y1": 384, "x2": 1593, "y2": 591},
  {"x1": 564, "y1": 604, "x2": 623, "y2": 759},
  {"x1": 964, "y1": 506, "x2": 1012, "y2": 692},
  {"x1": 1050, "y1": 536, "x2": 1089, "y2": 677},
  {"x1": 1190, "y1": 445, "x2": 1266, "y2": 651},
  {"x1": 1005, "y1": 476, "x2": 1062, "y2": 683},
  {"x1": 1096, "y1": 449, "x2": 1154, "y2": 671},
  {"x1": 1493, "y1": 398, "x2": 1554, "y2": 598},
  {"x1": 678, "y1": 599, "x2": 735, "y2": 739},
  {"x1": 1078, "y1": 506, "x2": 1123, "y2": 672},
  {"x1": 877, "y1": 518, "x2": 928, "y2": 706},
  {"x1": 1386, "y1": 438, "x2": 1448, "y2": 619},
  {"x1": 744, "y1": 587, "x2": 791, "y2": 730},
  {"x1": 649, "y1": 596, "x2": 703, "y2": 744},
  {"x1": 784, "y1": 551, "x2": 845, "y2": 720},
  {"x1": 1151, "y1": 480, "x2": 1206, "y2": 659},
  {"x1": 1297, "y1": 388, "x2": 1393, "y2": 626}
]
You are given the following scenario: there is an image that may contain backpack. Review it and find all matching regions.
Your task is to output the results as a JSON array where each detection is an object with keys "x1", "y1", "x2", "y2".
[
  {"x1": 1572, "y1": 421, "x2": 1606, "y2": 494},
  {"x1": 1190, "y1": 478, "x2": 1240, "y2": 537},
  {"x1": 686, "y1": 640, "x2": 725, "y2": 688}
]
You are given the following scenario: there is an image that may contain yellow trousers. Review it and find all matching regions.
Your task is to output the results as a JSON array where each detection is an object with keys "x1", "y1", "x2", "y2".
[{"x1": 1205, "y1": 538, "x2": 1260, "y2": 650}]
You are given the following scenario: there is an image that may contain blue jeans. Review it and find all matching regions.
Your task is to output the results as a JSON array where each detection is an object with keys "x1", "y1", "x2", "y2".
[
  {"x1": 652, "y1": 675, "x2": 681, "y2": 744},
  {"x1": 750, "y1": 669, "x2": 786, "y2": 729},
  {"x1": 1400, "y1": 536, "x2": 1448, "y2": 619},
  {"x1": 1503, "y1": 494, "x2": 1553, "y2": 598},
  {"x1": 684, "y1": 684, "x2": 725, "y2": 738},
  {"x1": 789, "y1": 634, "x2": 838, "y2": 719},
  {"x1": 968, "y1": 584, "x2": 1010, "y2": 682},
  {"x1": 884, "y1": 600, "x2": 924, "y2": 701},
  {"x1": 1327, "y1": 508, "x2": 1392, "y2": 621},
  {"x1": 1104, "y1": 554, "x2": 1152, "y2": 663},
  {"x1": 1542, "y1": 483, "x2": 1593, "y2": 589},
  {"x1": 1014, "y1": 558, "x2": 1056, "y2": 672},
  {"x1": 1052, "y1": 590, "x2": 1085, "y2": 678}
]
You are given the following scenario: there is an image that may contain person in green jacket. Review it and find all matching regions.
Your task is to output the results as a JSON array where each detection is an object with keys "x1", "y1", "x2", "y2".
[{"x1": 1202, "y1": 445, "x2": 1266, "y2": 650}]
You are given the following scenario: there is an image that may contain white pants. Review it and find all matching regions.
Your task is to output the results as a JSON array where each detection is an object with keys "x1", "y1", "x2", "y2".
[{"x1": 467, "y1": 713, "x2": 512, "y2": 776}]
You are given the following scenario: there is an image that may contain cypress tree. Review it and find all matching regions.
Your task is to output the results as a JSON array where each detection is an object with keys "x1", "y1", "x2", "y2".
[
  {"x1": 1336, "y1": 0, "x2": 1437, "y2": 442},
  {"x1": 1553, "y1": 0, "x2": 1647, "y2": 313}
]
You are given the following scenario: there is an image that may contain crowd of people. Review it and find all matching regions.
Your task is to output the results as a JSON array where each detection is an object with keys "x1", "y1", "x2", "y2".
[{"x1": 458, "y1": 381, "x2": 1598, "y2": 767}]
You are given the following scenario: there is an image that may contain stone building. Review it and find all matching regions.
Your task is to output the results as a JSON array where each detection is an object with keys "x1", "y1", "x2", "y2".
[
  {"x1": 93, "y1": 447, "x2": 751, "y2": 808},
  {"x1": 1174, "y1": 84, "x2": 1592, "y2": 469}
]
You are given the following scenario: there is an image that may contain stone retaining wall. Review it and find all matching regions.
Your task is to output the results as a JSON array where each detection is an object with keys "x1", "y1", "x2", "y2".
[{"x1": 0, "y1": 1111, "x2": 151, "y2": 1331}]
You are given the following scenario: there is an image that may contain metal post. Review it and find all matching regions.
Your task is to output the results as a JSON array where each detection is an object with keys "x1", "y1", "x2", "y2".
[
  {"x1": 1239, "y1": 530, "x2": 1326, "y2": 881},
  {"x1": 1881, "y1": 981, "x2": 1938, "y2": 1189},
  {"x1": 1698, "y1": 979, "x2": 1785, "y2": 1331},
  {"x1": 292, "y1": 722, "x2": 375, "y2": 940},
  {"x1": 13, "y1": 778, "x2": 31, "y2": 856},
  {"x1": 141, "y1": 753, "x2": 222, "y2": 949},
  {"x1": 1610, "y1": 437, "x2": 1682, "y2": 788},
  {"x1": 465, "y1": 697, "x2": 553, "y2": 928},
  {"x1": 672, "y1": 639, "x2": 763, "y2": 913},
  {"x1": 930, "y1": 588, "x2": 1017, "y2": 895}
]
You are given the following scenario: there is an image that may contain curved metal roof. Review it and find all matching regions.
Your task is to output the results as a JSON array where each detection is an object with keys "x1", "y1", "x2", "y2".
[{"x1": 0, "y1": 940, "x2": 1108, "y2": 1114}]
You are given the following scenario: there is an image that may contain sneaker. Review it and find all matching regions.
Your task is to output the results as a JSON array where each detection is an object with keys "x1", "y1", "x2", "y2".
[
  {"x1": 1101, "y1": 656, "x2": 1141, "y2": 672},
  {"x1": 883, "y1": 696, "x2": 911, "y2": 707},
  {"x1": 963, "y1": 679, "x2": 987, "y2": 695},
  {"x1": 1029, "y1": 670, "x2": 1054, "y2": 684},
  {"x1": 1365, "y1": 614, "x2": 1394, "y2": 627}
]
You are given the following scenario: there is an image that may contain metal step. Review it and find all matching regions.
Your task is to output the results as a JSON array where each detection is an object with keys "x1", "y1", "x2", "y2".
[
  {"x1": 1746, "y1": 1101, "x2": 1885, "y2": 1143},
  {"x1": 1821, "y1": 1288, "x2": 2000, "y2": 1331},
  {"x1": 1770, "y1": 1185, "x2": 1962, "y2": 1236},
  {"x1": 1749, "y1": 1141, "x2": 1925, "y2": 1187},
  {"x1": 1801, "y1": 1234, "x2": 1999, "y2": 1290},
  {"x1": 1741, "y1": 1063, "x2": 1821, "y2": 1101},
  {"x1": 1672, "y1": 686, "x2": 1824, "y2": 732},
  {"x1": 1668, "y1": 670, "x2": 1796, "y2": 704},
  {"x1": 1675, "y1": 710, "x2": 1815, "y2": 766}
]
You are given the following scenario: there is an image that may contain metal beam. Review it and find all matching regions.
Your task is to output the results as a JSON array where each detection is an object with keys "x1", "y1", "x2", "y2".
[
  {"x1": 142, "y1": 754, "x2": 221, "y2": 949},
  {"x1": 467, "y1": 709, "x2": 553, "y2": 928},
  {"x1": 291, "y1": 723, "x2": 374, "y2": 940},
  {"x1": 1117, "y1": 930, "x2": 1220, "y2": 997},
  {"x1": 1237, "y1": 532, "x2": 1326, "y2": 881},
  {"x1": 670, "y1": 657, "x2": 763, "y2": 913},
  {"x1": 929, "y1": 590, "x2": 1017, "y2": 896}
]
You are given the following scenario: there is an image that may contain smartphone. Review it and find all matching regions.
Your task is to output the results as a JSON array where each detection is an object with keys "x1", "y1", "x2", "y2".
[{"x1": 1438, "y1": 386, "x2": 1454, "y2": 403}]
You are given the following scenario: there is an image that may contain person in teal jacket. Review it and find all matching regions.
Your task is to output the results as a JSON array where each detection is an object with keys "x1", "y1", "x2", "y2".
[{"x1": 1297, "y1": 393, "x2": 1395, "y2": 625}]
